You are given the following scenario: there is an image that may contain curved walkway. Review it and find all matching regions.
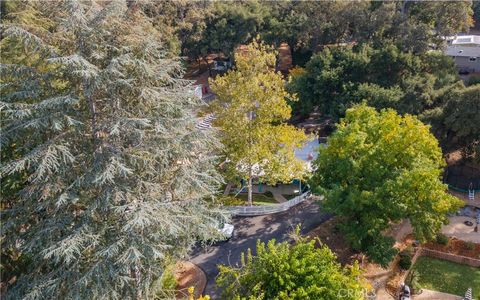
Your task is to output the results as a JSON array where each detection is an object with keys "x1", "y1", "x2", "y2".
[{"x1": 189, "y1": 198, "x2": 331, "y2": 299}]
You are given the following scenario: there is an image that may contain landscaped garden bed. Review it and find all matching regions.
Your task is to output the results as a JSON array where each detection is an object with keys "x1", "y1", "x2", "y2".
[
  {"x1": 409, "y1": 256, "x2": 480, "y2": 298},
  {"x1": 423, "y1": 236, "x2": 480, "y2": 259}
]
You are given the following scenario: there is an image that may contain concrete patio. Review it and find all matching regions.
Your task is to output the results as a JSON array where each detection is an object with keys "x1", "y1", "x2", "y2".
[
  {"x1": 442, "y1": 216, "x2": 480, "y2": 243},
  {"x1": 413, "y1": 289, "x2": 462, "y2": 300}
]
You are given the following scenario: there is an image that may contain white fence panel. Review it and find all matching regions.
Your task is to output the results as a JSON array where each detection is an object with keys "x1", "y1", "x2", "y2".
[{"x1": 225, "y1": 191, "x2": 311, "y2": 216}]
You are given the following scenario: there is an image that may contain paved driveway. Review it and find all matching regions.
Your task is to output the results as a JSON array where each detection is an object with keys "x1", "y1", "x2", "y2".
[{"x1": 189, "y1": 199, "x2": 331, "y2": 299}]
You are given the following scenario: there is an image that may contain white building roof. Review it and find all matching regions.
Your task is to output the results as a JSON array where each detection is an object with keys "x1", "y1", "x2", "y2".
[
  {"x1": 445, "y1": 46, "x2": 480, "y2": 58},
  {"x1": 451, "y1": 35, "x2": 480, "y2": 46}
]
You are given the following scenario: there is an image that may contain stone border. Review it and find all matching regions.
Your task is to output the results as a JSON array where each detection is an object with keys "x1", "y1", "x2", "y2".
[{"x1": 421, "y1": 247, "x2": 480, "y2": 267}]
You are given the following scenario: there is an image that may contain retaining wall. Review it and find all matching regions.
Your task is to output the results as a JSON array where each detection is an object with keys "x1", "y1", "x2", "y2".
[
  {"x1": 421, "y1": 247, "x2": 480, "y2": 267},
  {"x1": 225, "y1": 191, "x2": 312, "y2": 216}
]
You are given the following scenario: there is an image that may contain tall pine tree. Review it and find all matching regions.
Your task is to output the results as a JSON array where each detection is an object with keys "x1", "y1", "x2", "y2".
[{"x1": 1, "y1": 1, "x2": 227, "y2": 298}]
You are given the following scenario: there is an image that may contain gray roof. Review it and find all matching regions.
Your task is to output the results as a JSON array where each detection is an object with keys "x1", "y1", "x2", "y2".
[{"x1": 445, "y1": 46, "x2": 480, "y2": 58}]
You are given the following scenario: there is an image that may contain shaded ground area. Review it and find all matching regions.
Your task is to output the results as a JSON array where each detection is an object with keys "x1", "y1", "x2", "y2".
[
  {"x1": 306, "y1": 217, "x2": 357, "y2": 265},
  {"x1": 308, "y1": 216, "x2": 396, "y2": 299},
  {"x1": 225, "y1": 183, "x2": 303, "y2": 203},
  {"x1": 189, "y1": 198, "x2": 331, "y2": 299},
  {"x1": 412, "y1": 256, "x2": 480, "y2": 299},
  {"x1": 444, "y1": 152, "x2": 480, "y2": 190}
]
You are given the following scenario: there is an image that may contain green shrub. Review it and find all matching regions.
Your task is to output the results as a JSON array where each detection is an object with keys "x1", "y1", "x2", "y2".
[
  {"x1": 218, "y1": 195, "x2": 245, "y2": 206},
  {"x1": 467, "y1": 75, "x2": 480, "y2": 86},
  {"x1": 465, "y1": 242, "x2": 475, "y2": 250},
  {"x1": 263, "y1": 191, "x2": 274, "y2": 198},
  {"x1": 436, "y1": 233, "x2": 449, "y2": 245},
  {"x1": 398, "y1": 250, "x2": 412, "y2": 270},
  {"x1": 403, "y1": 245, "x2": 414, "y2": 256},
  {"x1": 161, "y1": 264, "x2": 177, "y2": 290},
  {"x1": 149, "y1": 262, "x2": 178, "y2": 299},
  {"x1": 406, "y1": 269, "x2": 422, "y2": 294}
]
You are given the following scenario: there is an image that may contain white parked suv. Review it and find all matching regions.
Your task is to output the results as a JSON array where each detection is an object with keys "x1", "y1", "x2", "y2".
[{"x1": 218, "y1": 222, "x2": 234, "y2": 241}]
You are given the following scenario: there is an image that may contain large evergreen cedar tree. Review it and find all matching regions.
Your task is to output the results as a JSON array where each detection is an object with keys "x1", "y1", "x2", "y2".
[
  {"x1": 209, "y1": 41, "x2": 308, "y2": 206},
  {"x1": 217, "y1": 235, "x2": 368, "y2": 300},
  {"x1": 0, "y1": 1, "x2": 228, "y2": 299},
  {"x1": 310, "y1": 105, "x2": 463, "y2": 266}
]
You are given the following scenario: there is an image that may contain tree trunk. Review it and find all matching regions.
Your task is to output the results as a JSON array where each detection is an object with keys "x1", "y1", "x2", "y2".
[
  {"x1": 247, "y1": 176, "x2": 253, "y2": 206},
  {"x1": 202, "y1": 55, "x2": 212, "y2": 77}
]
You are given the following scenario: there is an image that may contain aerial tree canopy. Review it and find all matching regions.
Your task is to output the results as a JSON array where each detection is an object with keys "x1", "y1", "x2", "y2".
[
  {"x1": 426, "y1": 84, "x2": 480, "y2": 161},
  {"x1": 217, "y1": 235, "x2": 369, "y2": 300},
  {"x1": 1, "y1": 1, "x2": 227, "y2": 298},
  {"x1": 185, "y1": 1, "x2": 268, "y2": 61},
  {"x1": 288, "y1": 44, "x2": 460, "y2": 119},
  {"x1": 310, "y1": 104, "x2": 463, "y2": 266},
  {"x1": 210, "y1": 40, "x2": 308, "y2": 205}
]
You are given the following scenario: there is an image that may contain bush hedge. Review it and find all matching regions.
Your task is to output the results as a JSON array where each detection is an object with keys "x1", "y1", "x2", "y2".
[{"x1": 436, "y1": 233, "x2": 449, "y2": 245}]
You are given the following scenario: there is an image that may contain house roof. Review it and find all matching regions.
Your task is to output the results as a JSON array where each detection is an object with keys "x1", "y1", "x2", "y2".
[
  {"x1": 445, "y1": 46, "x2": 480, "y2": 58},
  {"x1": 451, "y1": 35, "x2": 480, "y2": 46},
  {"x1": 294, "y1": 139, "x2": 321, "y2": 162}
]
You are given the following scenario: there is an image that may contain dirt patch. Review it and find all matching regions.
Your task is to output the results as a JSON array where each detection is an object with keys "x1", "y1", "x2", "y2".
[
  {"x1": 423, "y1": 238, "x2": 480, "y2": 259},
  {"x1": 307, "y1": 217, "x2": 357, "y2": 265},
  {"x1": 174, "y1": 261, "x2": 206, "y2": 299}
]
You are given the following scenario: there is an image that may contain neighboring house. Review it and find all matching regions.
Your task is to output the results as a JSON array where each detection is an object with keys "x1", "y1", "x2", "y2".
[
  {"x1": 294, "y1": 139, "x2": 322, "y2": 171},
  {"x1": 449, "y1": 35, "x2": 480, "y2": 47},
  {"x1": 444, "y1": 35, "x2": 480, "y2": 74}
]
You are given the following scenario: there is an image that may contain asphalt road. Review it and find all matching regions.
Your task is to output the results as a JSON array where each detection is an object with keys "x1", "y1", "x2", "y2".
[{"x1": 189, "y1": 198, "x2": 332, "y2": 299}]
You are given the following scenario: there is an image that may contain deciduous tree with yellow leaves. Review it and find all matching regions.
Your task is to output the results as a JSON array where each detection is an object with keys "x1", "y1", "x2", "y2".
[{"x1": 210, "y1": 40, "x2": 308, "y2": 206}]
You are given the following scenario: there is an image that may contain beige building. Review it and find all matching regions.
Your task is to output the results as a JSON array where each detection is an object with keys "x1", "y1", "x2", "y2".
[{"x1": 444, "y1": 35, "x2": 480, "y2": 74}]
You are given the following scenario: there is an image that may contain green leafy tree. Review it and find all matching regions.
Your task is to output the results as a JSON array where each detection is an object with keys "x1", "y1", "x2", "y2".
[
  {"x1": 1, "y1": 1, "x2": 227, "y2": 298},
  {"x1": 140, "y1": 0, "x2": 214, "y2": 58},
  {"x1": 187, "y1": 1, "x2": 268, "y2": 65},
  {"x1": 210, "y1": 40, "x2": 308, "y2": 206},
  {"x1": 310, "y1": 104, "x2": 463, "y2": 266},
  {"x1": 217, "y1": 235, "x2": 369, "y2": 300},
  {"x1": 174, "y1": 1, "x2": 473, "y2": 61},
  {"x1": 288, "y1": 43, "x2": 460, "y2": 119},
  {"x1": 433, "y1": 84, "x2": 480, "y2": 161},
  {"x1": 407, "y1": 1, "x2": 473, "y2": 38},
  {"x1": 474, "y1": 1, "x2": 480, "y2": 27},
  {"x1": 357, "y1": 1, "x2": 473, "y2": 53}
]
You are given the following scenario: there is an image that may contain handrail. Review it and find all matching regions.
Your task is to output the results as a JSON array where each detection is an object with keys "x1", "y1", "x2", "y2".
[{"x1": 224, "y1": 191, "x2": 312, "y2": 216}]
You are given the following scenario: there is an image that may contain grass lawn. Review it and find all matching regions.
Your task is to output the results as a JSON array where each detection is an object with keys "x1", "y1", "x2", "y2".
[
  {"x1": 282, "y1": 193, "x2": 301, "y2": 200},
  {"x1": 235, "y1": 192, "x2": 278, "y2": 206},
  {"x1": 412, "y1": 256, "x2": 480, "y2": 298}
]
